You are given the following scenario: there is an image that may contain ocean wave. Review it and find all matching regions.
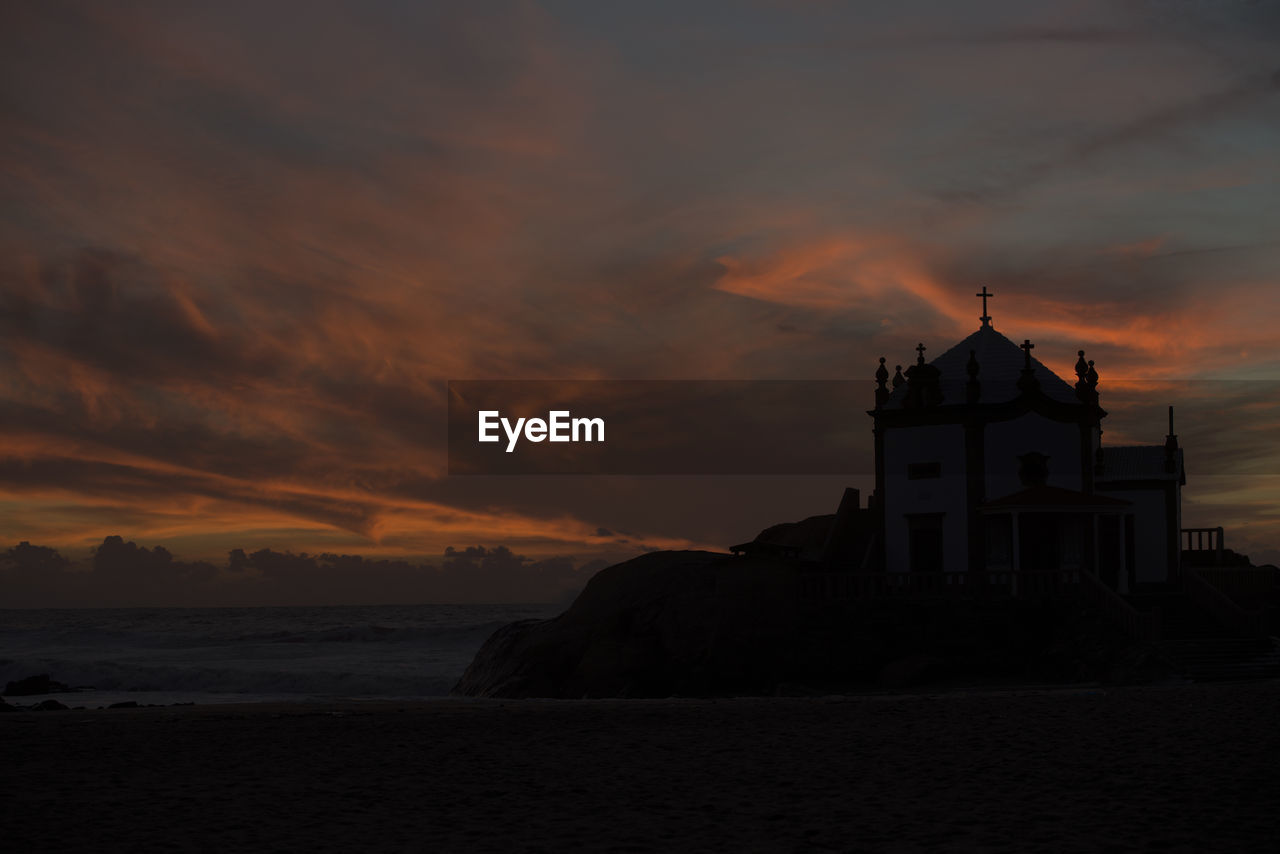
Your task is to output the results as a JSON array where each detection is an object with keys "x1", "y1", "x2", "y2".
[
  {"x1": 0, "y1": 604, "x2": 555, "y2": 699},
  {"x1": 228, "y1": 621, "x2": 512, "y2": 645},
  {"x1": 1, "y1": 657, "x2": 463, "y2": 697},
  {"x1": 0, "y1": 622, "x2": 509, "y2": 652}
]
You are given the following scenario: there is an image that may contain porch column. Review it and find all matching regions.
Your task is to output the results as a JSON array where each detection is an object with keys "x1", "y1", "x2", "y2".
[
  {"x1": 1092, "y1": 514, "x2": 1100, "y2": 575},
  {"x1": 1117, "y1": 514, "x2": 1128, "y2": 594},
  {"x1": 1010, "y1": 511, "x2": 1020, "y2": 597}
]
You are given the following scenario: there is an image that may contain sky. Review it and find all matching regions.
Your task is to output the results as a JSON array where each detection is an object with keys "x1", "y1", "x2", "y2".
[{"x1": 2, "y1": 0, "x2": 1279, "y2": 604}]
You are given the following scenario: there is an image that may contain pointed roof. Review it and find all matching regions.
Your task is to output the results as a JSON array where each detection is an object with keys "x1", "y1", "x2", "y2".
[{"x1": 881, "y1": 324, "x2": 1078, "y2": 409}]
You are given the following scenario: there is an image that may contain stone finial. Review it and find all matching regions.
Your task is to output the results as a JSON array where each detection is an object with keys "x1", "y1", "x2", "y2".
[
  {"x1": 1076, "y1": 358, "x2": 1099, "y2": 405},
  {"x1": 1075, "y1": 350, "x2": 1091, "y2": 403}
]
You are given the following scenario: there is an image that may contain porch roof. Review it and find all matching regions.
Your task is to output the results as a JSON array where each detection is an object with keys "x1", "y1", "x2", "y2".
[{"x1": 980, "y1": 484, "x2": 1132, "y2": 514}]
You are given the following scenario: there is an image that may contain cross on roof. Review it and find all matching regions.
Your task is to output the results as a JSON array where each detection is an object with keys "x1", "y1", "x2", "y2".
[
  {"x1": 1020, "y1": 338, "x2": 1035, "y2": 369},
  {"x1": 975, "y1": 286, "x2": 993, "y2": 327},
  {"x1": 915, "y1": 342, "x2": 927, "y2": 364}
]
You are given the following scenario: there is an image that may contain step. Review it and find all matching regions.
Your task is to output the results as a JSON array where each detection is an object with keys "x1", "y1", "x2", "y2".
[
  {"x1": 1130, "y1": 595, "x2": 1250, "y2": 640},
  {"x1": 1158, "y1": 638, "x2": 1280, "y2": 683}
]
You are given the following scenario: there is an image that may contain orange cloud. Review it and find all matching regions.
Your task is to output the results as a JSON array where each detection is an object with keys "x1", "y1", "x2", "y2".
[{"x1": 4, "y1": 0, "x2": 1280, "y2": 593}]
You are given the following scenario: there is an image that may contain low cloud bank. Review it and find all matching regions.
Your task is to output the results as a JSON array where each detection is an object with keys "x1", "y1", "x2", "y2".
[{"x1": 0, "y1": 537, "x2": 609, "y2": 607}]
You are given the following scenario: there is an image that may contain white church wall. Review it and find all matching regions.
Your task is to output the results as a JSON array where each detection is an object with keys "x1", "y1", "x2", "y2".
[
  {"x1": 883, "y1": 424, "x2": 968, "y2": 573},
  {"x1": 984, "y1": 413, "x2": 1082, "y2": 500},
  {"x1": 1103, "y1": 489, "x2": 1170, "y2": 584},
  {"x1": 1174, "y1": 483, "x2": 1182, "y2": 555}
]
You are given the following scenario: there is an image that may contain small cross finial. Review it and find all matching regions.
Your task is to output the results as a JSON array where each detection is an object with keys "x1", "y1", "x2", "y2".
[
  {"x1": 1020, "y1": 338, "x2": 1035, "y2": 369},
  {"x1": 976, "y1": 286, "x2": 993, "y2": 327},
  {"x1": 915, "y1": 342, "x2": 927, "y2": 365}
]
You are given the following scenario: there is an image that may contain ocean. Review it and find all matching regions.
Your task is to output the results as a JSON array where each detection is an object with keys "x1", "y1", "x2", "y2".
[{"x1": 0, "y1": 604, "x2": 558, "y2": 707}]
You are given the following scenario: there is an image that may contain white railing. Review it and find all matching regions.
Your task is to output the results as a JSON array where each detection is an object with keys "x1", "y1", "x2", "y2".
[
  {"x1": 1183, "y1": 566, "x2": 1267, "y2": 638},
  {"x1": 1182, "y1": 527, "x2": 1225, "y2": 564}
]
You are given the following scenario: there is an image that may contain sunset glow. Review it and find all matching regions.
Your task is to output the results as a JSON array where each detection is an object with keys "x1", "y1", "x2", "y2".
[{"x1": 4, "y1": 1, "x2": 1280, "y2": 601}]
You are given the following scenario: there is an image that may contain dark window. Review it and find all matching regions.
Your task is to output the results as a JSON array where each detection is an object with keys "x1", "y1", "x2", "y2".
[
  {"x1": 984, "y1": 515, "x2": 1013, "y2": 568},
  {"x1": 1017, "y1": 452, "x2": 1049, "y2": 486},
  {"x1": 907, "y1": 513, "x2": 945, "y2": 572},
  {"x1": 908, "y1": 461, "x2": 941, "y2": 480}
]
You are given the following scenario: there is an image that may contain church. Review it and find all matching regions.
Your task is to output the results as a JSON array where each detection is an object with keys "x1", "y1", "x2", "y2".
[{"x1": 868, "y1": 289, "x2": 1184, "y2": 593}]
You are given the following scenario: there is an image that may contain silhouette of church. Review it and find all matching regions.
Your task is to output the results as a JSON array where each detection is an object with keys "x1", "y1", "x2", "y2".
[
  {"x1": 867, "y1": 288, "x2": 1184, "y2": 592},
  {"x1": 733, "y1": 290, "x2": 1273, "y2": 668}
]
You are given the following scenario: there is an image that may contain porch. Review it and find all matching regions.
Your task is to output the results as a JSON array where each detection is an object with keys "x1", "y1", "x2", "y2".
[{"x1": 979, "y1": 485, "x2": 1135, "y2": 592}]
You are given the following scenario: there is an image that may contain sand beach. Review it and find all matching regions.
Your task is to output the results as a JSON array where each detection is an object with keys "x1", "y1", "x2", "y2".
[{"x1": 5, "y1": 681, "x2": 1279, "y2": 852}]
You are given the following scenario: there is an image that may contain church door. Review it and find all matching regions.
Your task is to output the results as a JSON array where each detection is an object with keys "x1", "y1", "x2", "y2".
[
  {"x1": 1097, "y1": 515, "x2": 1121, "y2": 590},
  {"x1": 1019, "y1": 514, "x2": 1060, "y2": 571},
  {"x1": 907, "y1": 513, "x2": 945, "y2": 573}
]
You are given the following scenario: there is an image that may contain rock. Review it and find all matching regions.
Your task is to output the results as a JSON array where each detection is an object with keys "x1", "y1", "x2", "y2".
[
  {"x1": 4, "y1": 674, "x2": 71, "y2": 696},
  {"x1": 0, "y1": 696, "x2": 18, "y2": 713},
  {"x1": 108, "y1": 701, "x2": 139, "y2": 709},
  {"x1": 453, "y1": 549, "x2": 1155, "y2": 699},
  {"x1": 773, "y1": 682, "x2": 826, "y2": 697},
  {"x1": 33, "y1": 699, "x2": 68, "y2": 711},
  {"x1": 454, "y1": 550, "x2": 806, "y2": 698},
  {"x1": 752, "y1": 514, "x2": 836, "y2": 559},
  {"x1": 880, "y1": 654, "x2": 948, "y2": 689}
]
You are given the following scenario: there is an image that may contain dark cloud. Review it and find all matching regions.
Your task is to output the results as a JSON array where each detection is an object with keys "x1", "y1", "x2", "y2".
[
  {"x1": 940, "y1": 69, "x2": 1280, "y2": 204},
  {"x1": 1, "y1": 1, "x2": 1278, "y2": 603},
  {"x1": 1057, "y1": 70, "x2": 1280, "y2": 168},
  {"x1": 0, "y1": 538, "x2": 596, "y2": 607},
  {"x1": 0, "y1": 541, "x2": 68, "y2": 573},
  {"x1": 3, "y1": 249, "x2": 248, "y2": 382}
]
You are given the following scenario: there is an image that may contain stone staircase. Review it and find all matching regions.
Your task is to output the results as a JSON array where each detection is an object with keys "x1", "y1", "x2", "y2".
[
  {"x1": 1158, "y1": 636, "x2": 1280, "y2": 682},
  {"x1": 1129, "y1": 591, "x2": 1280, "y2": 683}
]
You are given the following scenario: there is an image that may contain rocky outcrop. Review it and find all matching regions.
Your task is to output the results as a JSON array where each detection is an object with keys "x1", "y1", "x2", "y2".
[
  {"x1": 0, "y1": 695, "x2": 72, "y2": 712},
  {"x1": 747, "y1": 488, "x2": 874, "y2": 566},
  {"x1": 3, "y1": 674, "x2": 70, "y2": 696},
  {"x1": 752, "y1": 515, "x2": 835, "y2": 556},
  {"x1": 454, "y1": 550, "x2": 805, "y2": 698},
  {"x1": 454, "y1": 549, "x2": 1158, "y2": 698}
]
